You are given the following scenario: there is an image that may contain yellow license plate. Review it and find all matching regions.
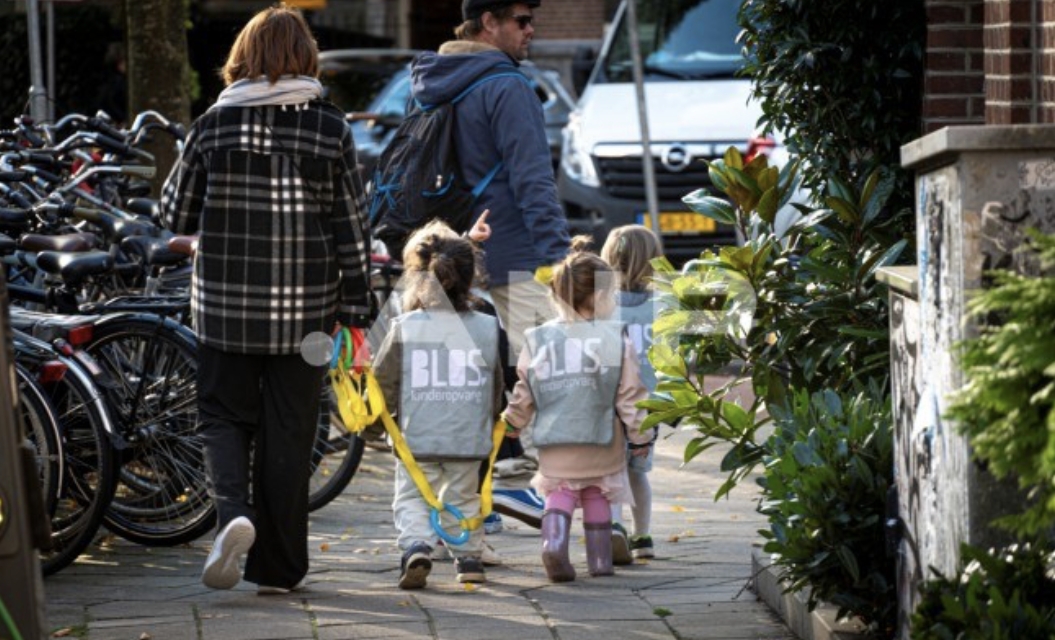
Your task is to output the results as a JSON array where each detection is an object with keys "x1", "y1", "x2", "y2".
[{"x1": 639, "y1": 212, "x2": 716, "y2": 234}]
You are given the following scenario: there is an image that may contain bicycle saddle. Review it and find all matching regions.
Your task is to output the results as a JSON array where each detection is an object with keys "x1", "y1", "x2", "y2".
[
  {"x1": 167, "y1": 235, "x2": 197, "y2": 256},
  {"x1": 35, "y1": 250, "x2": 114, "y2": 285},
  {"x1": 19, "y1": 232, "x2": 97, "y2": 253},
  {"x1": 0, "y1": 208, "x2": 31, "y2": 231},
  {"x1": 121, "y1": 235, "x2": 186, "y2": 267},
  {"x1": 125, "y1": 198, "x2": 160, "y2": 220},
  {"x1": 94, "y1": 214, "x2": 156, "y2": 241},
  {"x1": 0, "y1": 233, "x2": 16, "y2": 256}
]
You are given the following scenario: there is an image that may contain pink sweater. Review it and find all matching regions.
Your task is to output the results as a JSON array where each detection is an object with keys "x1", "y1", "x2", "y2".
[{"x1": 504, "y1": 334, "x2": 653, "y2": 480}]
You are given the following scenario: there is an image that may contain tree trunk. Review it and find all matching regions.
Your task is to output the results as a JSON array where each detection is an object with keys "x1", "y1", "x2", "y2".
[{"x1": 125, "y1": 0, "x2": 190, "y2": 196}]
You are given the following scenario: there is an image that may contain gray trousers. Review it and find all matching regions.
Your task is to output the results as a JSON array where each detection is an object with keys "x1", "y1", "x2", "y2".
[{"x1": 392, "y1": 459, "x2": 484, "y2": 557}]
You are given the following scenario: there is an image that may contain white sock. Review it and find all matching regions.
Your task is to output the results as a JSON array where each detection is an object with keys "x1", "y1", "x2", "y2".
[{"x1": 629, "y1": 471, "x2": 652, "y2": 537}]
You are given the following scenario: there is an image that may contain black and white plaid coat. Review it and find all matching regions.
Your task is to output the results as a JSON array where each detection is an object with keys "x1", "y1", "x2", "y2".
[{"x1": 160, "y1": 101, "x2": 371, "y2": 354}]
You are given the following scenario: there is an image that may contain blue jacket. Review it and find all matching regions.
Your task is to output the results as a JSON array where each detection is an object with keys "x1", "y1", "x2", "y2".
[{"x1": 411, "y1": 48, "x2": 570, "y2": 286}]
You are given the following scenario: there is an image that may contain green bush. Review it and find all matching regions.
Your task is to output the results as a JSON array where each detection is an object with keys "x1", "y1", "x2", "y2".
[
  {"x1": 911, "y1": 542, "x2": 1055, "y2": 640},
  {"x1": 737, "y1": 0, "x2": 924, "y2": 205},
  {"x1": 945, "y1": 232, "x2": 1055, "y2": 538},
  {"x1": 758, "y1": 386, "x2": 895, "y2": 630}
]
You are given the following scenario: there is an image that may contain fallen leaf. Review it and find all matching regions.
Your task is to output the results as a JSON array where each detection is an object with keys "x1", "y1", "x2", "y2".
[
  {"x1": 140, "y1": 633, "x2": 152, "y2": 640},
  {"x1": 653, "y1": 607, "x2": 672, "y2": 617},
  {"x1": 397, "y1": 600, "x2": 410, "y2": 607},
  {"x1": 320, "y1": 543, "x2": 330, "y2": 552},
  {"x1": 463, "y1": 583, "x2": 478, "y2": 592},
  {"x1": 669, "y1": 535, "x2": 680, "y2": 543},
  {"x1": 671, "y1": 505, "x2": 686, "y2": 512},
  {"x1": 52, "y1": 629, "x2": 72, "y2": 638}
]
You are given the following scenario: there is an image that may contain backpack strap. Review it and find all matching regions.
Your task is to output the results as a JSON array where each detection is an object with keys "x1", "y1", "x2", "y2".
[{"x1": 472, "y1": 161, "x2": 504, "y2": 199}]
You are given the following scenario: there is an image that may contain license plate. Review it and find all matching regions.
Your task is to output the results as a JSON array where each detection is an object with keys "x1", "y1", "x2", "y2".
[{"x1": 637, "y1": 212, "x2": 716, "y2": 234}]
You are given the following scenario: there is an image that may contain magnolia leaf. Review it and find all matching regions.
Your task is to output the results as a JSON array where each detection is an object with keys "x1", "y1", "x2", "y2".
[
  {"x1": 723, "y1": 145, "x2": 744, "y2": 170},
  {"x1": 858, "y1": 171, "x2": 880, "y2": 210},
  {"x1": 683, "y1": 190, "x2": 737, "y2": 225},
  {"x1": 649, "y1": 343, "x2": 687, "y2": 378},
  {"x1": 757, "y1": 188, "x2": 780, "y2": 225},
  {"x1": 825, "y1": 196, "x2": 859, "y2": 224},
  {"x1": 708, "y1": 164, "x2": 730, "y2": 192}
]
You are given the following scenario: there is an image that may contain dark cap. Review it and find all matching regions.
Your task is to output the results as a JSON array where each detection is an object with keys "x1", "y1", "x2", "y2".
[{"x1": 462, "y1": 0, "x2": 541, "y2": 21}]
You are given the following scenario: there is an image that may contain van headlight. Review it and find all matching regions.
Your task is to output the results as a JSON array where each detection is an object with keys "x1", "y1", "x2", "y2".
[{"x1": 561, "y1": 112, "x2": 600, "y2": 188}]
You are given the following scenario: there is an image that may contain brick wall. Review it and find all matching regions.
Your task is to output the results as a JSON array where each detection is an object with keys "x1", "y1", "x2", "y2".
[
  {"x1": 1042, "y1": 0, "x2": 1055, "y2": 121},
  {"x1": 985, "y1": 0, "x2": 1036, "y2": 123},
  {"x1": 924, "y1": 0, "x2": 986, "y2": 132},
  {"x1": 532, "y1": 0, "x2": 605, "y2": 41}
]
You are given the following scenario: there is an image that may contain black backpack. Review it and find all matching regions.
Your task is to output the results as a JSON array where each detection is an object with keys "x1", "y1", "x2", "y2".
[{"x1": 368, "y1": 65, "x2": 528, "y2": 258}]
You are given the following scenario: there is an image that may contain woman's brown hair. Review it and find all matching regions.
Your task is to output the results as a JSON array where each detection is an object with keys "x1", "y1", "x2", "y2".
[
  {"x1": 550, "y1": 235, "x2": 615, "y2": 319},
  {"x1": 222, "y1": 4, "x2": 319, "y2": 85},
  {"x1": 600, "y1": 225, "x2": 662, "y2": 292},
  {"x1": 402, "y1": 221, "x2": 477, "y2": 312}
]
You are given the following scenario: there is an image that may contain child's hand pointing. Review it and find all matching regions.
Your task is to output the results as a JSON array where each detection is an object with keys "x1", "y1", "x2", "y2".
[{"x1": 469, "y1": 209, "x2": 491, "y2": 243}]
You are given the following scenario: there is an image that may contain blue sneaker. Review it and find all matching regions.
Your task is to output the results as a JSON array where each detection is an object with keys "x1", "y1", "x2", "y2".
[
  {"x1": 483, "y1": 512, "x2": 504, "y2": 534},
  {"x1": 492, "y1": 488, "x2": 544, "y2": 529}
]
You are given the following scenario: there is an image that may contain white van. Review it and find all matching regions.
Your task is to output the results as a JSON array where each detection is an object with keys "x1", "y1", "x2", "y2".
[{"x1": 558, "y1": 0, "x2": 793, "y2": 261}]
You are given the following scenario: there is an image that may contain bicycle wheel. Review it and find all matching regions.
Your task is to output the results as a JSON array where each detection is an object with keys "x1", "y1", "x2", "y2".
[
  {"x1": 87, "y1": 316, "x2": 215, "y2": 546},
  {"x1": 307, "y1": 383, "x2": 365, "y2": 512},
  {"x1": 16, "y1": 365, "x2": 62, "y2": 517},
  {"x1": 37, "y1": 356, "x2": 119, "y2": 576}
]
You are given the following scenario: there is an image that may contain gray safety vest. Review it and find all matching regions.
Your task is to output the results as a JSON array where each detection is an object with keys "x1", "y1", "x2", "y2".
[
  {"x1": 525, "y1": 320, "x2": 624, "y2": 448},
  {"x1": 616, "y1": 293, "x2": 658, "y2": 393},
  {"x1": 398, "y1": 310, "x2": 499, "y2": 460}
]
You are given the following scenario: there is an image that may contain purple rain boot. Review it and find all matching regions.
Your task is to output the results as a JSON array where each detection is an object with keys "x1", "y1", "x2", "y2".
[
  {"x1": 584, "y1": 522, "x2": 615, "y2": 577},
  {"x1": 540, "y1": 509, "x2": 576, "y2": 582}
]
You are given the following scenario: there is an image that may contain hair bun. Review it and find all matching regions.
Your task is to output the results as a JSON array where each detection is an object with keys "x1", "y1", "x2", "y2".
[{"x1": 569, "y1": 235, "x2": 595, "y2": 254}]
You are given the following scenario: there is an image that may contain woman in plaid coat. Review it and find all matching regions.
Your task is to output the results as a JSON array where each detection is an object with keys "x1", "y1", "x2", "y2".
[{"x1": 160, "y1": 5, "x2": 371, "y2": 594}]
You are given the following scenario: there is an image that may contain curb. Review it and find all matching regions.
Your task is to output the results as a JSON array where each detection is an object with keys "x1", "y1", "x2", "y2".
[{"x1": 751, "y1": 548, "x2": 880, "y2": 640}]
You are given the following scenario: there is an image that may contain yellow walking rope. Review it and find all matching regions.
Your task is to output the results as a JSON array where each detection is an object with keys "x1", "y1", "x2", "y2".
[{"x1": 330, "y1": 328, "x2": 505, "y2": 544}]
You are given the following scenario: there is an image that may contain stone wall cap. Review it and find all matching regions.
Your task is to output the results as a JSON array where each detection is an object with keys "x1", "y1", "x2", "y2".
[
  {"x1": 902, "y1": 125, "x2": 1055, "y2": 170},
  {"x1": 876, "y1": 265, "x2": 919, "y2": 297}
]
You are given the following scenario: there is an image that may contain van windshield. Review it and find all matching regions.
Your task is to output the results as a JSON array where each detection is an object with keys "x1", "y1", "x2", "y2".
[{"x1": 602, "y1": 0, "x2": 743, "y2": 82}]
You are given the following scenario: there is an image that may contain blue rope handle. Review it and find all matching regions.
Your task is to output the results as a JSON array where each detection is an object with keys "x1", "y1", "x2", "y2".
[{"x1": 430, "y1": 503, "x2": 471, "y2": 546}]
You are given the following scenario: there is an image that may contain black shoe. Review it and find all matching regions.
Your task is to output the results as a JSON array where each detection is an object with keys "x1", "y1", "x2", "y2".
[
  {"x1": 399, "y1": 542, "x2": 433, "y2": 590},
  {"x1": 455, "y1": 556, "x2": 487, "y2": 584},
  {"x1": 630, "y1": 535, "x2": 655, "y2": 559}
]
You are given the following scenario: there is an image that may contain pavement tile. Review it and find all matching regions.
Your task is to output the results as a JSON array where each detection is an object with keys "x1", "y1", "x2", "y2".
[{"x1": 42, "y1": 424, "x2": 791, "y2": 640}]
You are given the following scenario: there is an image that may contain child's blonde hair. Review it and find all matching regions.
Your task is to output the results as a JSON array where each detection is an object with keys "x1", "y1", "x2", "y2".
[
  {"x1": 550, "y1": 235, "x2": 615, "y2": 318},
  {"x1": 401, "y1": 221, "x2": 476, "y2": 312},
  {"x1": 600, "y1": 225, "x2": 661, "y2": 292}
]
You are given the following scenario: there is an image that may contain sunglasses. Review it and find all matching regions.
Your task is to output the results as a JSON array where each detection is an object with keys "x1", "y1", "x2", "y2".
[{"x1": 511, "y1": 14, "x2": 534, "y2": 29}]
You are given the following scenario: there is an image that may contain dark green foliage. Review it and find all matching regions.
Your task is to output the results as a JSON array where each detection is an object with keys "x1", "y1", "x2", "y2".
[
  {"x1": 758, "y1": 386, "x2": 895, "y2": 630},
  {"x1": 911, "y1": 542, "x2": 1055, "y2": 640},
  {"x1": 945, "y1": 232, "x2": 1055, "y2": 538},
  {"x1": 737, "y1": 0, "x2": 925, "y2": 207}
]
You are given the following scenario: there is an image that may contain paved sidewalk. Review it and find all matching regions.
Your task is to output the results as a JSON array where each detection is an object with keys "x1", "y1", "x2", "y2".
[{"x1": 44, "y1": 427, "x2": 793, "y2": 640}]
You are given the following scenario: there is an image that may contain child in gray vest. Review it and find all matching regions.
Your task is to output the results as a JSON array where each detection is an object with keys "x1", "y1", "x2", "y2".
[
  {"x1": 503, "y1": 238, "x2": 654, "y2": 582},
  {"x1": 601, "y1": 225, "x2": 663, "y2": 563},
  {"x1": 373, "y1": 222, "x2": 505, "y2": 590}
]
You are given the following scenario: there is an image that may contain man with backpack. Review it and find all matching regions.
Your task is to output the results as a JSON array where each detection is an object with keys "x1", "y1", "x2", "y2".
[{"x1": 408, "y1": 0, "x2": 571, "y2": 529}]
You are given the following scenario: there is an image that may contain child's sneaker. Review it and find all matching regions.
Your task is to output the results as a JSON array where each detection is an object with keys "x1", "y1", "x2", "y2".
[
  {"x1": 492, "y1": 488, "x2": 545, "y2": 529},
  {"x1": 483, "y1": 512, "x2": 504, "y2": 534},
  {"x1": 630, "y1": 535, "x2": 655, "y2": 559},
  {"x1": 399, "y1": 542, "x2": 433, "y2": 590},
  {"x1": 611, "y1": 522, "x2": 633, "y2": 565},
  {"x1": 455, "y1": 556, "x2": 487, "y2": 584}
]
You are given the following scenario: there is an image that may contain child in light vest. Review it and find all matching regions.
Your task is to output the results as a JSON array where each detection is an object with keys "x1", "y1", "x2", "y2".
[
  {"x1": 503, "y1": 237, "x2": 653, "y2": 582},
  {"x1": 373, "y1": 221, "x2": 505, "y2": 589},
  {"x1": 601, "y1": 225, "x2": 663, "y2": 563}
]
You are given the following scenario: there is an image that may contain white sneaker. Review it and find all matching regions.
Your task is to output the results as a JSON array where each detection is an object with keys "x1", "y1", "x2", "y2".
[
  {"x1": 258, "y1": 578, "x2": 307, "y2": 595},
  {"x1": 202, "y1": 516, "x2": 255, "y2": 589},
  {"x1": 481, "y1": 541, "x2": 502, "y2": 567}
]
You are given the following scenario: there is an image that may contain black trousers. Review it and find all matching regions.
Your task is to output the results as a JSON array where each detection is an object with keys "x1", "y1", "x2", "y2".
[{"x1": 197, "y1": 343, "x2": 325, "y2": 588}]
